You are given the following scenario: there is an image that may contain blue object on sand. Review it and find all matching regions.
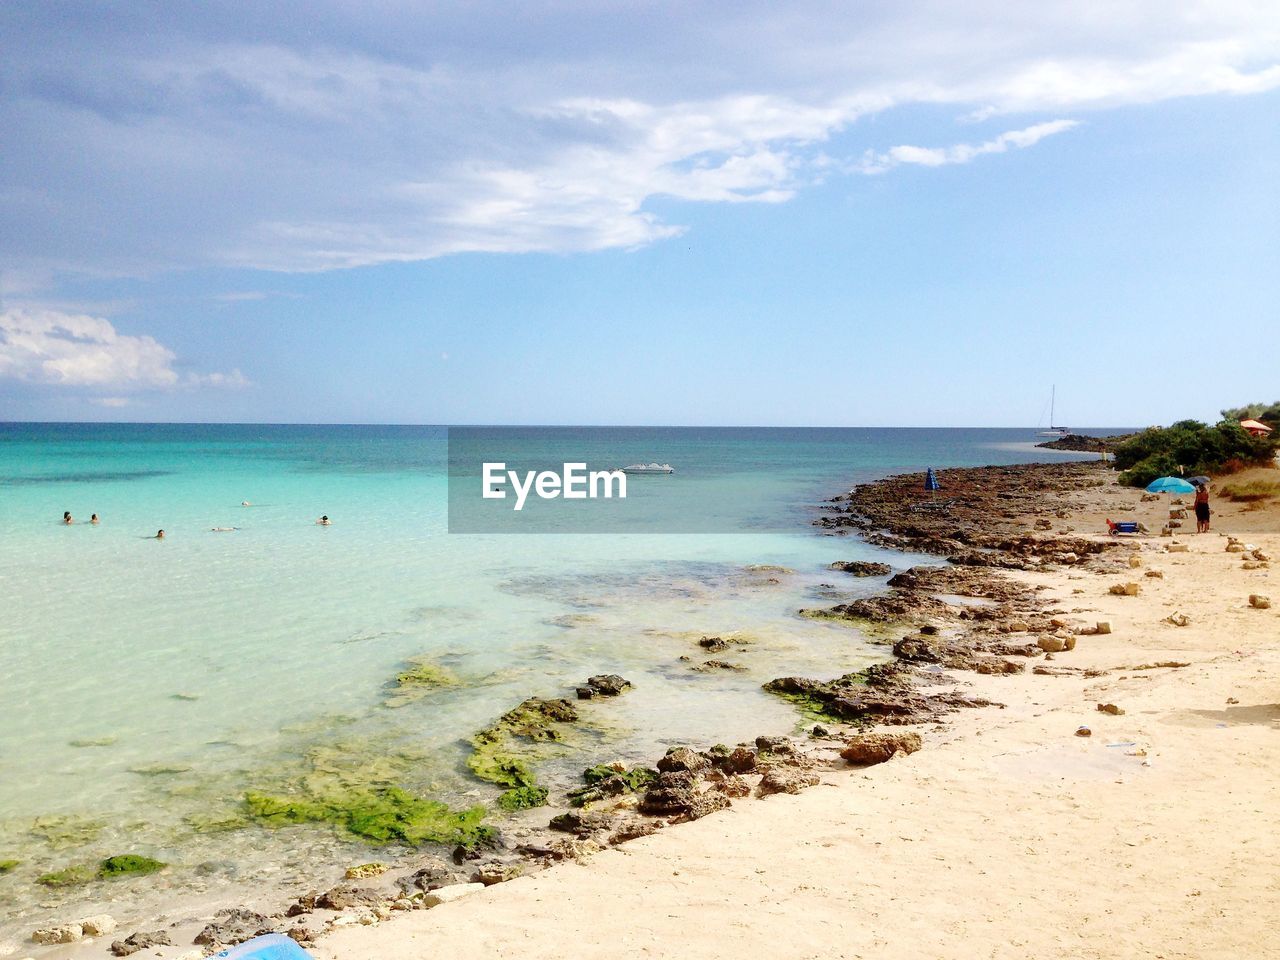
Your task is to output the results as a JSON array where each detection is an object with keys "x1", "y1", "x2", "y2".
[
  {"x1": 924, "y1": 467, "x2": 940, "y2": 491},
  {"x1": 1145, "y1": 476, "x2": 1196, "y2": 494},
  {"x1": 214, "y1": 935, "x2": 314, "y2": 960}
]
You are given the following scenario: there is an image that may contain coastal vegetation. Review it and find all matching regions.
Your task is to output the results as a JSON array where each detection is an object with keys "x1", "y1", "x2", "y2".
[
  {"x1": 1221, "y1": 401, "x2": 1280, "y2": 423},
  {"x1": 1218, "y1": 478, "x2": 1280, "y2": 503},
  {"x1": 1113, "y1": 419, "x2": 1277, "y2": 487}
]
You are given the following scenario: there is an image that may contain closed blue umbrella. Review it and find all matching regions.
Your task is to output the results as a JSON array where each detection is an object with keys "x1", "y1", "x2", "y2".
[{"x1": 1146, "y1": 476, "x2": 1196, "y2": 494}]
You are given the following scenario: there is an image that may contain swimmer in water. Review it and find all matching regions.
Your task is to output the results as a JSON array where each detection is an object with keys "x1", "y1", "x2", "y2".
[
  {"x1": 63, "y1": 511, "x2": 73, "y2": 525},
  {"x1": 316, "y1": 515, "x2": 331, "y2": 525},
  {"x1": 153, "y1": 529, "x2": 165, "y2": 540},
  {"x1": 241, "y1": 500, "x2": 251, "y2": 507},
  {"x1": 90, "y1": 514, "x2": 100, "y2": 524}
]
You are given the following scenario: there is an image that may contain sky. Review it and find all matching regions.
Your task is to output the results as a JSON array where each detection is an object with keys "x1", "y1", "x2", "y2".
[{"x1": 1, "y1": 1, "x2": 1278, "y2": 426}]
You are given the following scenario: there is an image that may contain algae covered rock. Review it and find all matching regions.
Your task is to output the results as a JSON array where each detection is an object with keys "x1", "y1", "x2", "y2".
[
  {"x1": 0, "y1": 859, "x2": 19, "y2": 873},
  {"x1": 36, "y1": 864, "x2": 96, "y2": 888},
  {"x1": 98, "y1": 855, "x2": 166, "y2": 878},
  {"x1": 386, "y1": 657, "x2": 459, "y2": 707},
  {"x1": 245, "y1": 786, "x2": 492, "y2": 848},
  {"x1": 497, "y1": 785, "x2": 549, "y2": 811}
]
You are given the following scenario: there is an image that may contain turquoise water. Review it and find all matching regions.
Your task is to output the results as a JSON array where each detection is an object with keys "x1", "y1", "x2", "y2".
[{"x1": 0, "y1": 424, "x2": 1099, "y2": 936}]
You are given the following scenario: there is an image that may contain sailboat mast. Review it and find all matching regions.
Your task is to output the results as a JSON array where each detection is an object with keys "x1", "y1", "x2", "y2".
[{"x1": 1050, "y1": 386, "x2": 1055, "y2": 427}]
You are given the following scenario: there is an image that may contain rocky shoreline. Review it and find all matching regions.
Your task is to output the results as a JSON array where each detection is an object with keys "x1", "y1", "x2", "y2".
[{"x1": 26, "y1": 460, "x2": 1133, "y2": 958}]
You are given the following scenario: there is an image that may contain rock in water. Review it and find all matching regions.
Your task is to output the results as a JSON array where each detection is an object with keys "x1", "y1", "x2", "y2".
[
  {"x1": 839, "y1": 731, "x2": 923, "y2": 766},
  {"x1": 583, "y1": 674, "x2": 631, "y2": 696},
  {"x1": 828, "y1": 560, "x2": 893, "y2": 577}
]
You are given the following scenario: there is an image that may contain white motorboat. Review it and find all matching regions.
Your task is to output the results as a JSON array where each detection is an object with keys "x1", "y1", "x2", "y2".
[{"x1": 621, "y1": 462, "x2": 675, "y2": 475}]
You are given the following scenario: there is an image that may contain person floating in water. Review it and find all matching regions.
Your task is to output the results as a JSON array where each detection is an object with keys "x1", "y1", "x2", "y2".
[
  {"x1": 316, "y1": 515, "x2": 331, "y2": 525},
  {"x1": 241, "y1": 500, "x2": 251, "y2": 507},
  {"x1": 90, "y1": 514, "x2": 100, "y2": 524},
  {"x1": 63, "y1": 511, "x2": 73, "y2": 525},
  {"x1": 153, "y1": 529, "x2": 165, "y2": 540}
]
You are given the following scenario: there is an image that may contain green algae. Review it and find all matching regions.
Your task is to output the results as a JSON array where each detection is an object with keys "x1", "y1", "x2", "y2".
[
  {"x1": 465, "y1": 697, "x2": 580, "y2": 798},
  {"x1": 385, "y1": 658, "x2": 460, "y2": 707},
  {"x1": 497, "y1": 785, "x2": 549, "y2": 811},
  {"x1": 245, "y1": 786, "x2": 492, "y2": 848},
  {"x1": 568, "y1": 765, "x2": 658, "y2": 807},
  {"x1": 29, "y1": 815, "x2": 105, "y2": 851},
  {"x1": 37, "y1": 864, "x2": 95, "y2": 887},
  {"x1": 129, "y1": 762, "x2": 193, "y2": 776},
  {"x1": 184, "y1": 812, "x2": 249, "y2": 834},
  {"x1": 36, "y1": 855, "x2": 166, "y2": 888},
  {"x1": 99, "y1": 854, "x2": 166, "y2": 877},
  {"x1": 762, "y1": 686, "x2": 849, "y2": 725},
  {"x1": 394, "y1": 659, "x2": 458, "y2": 688},
  {"x1": 467, "y1": 730, "x2": 539, "y2": 789},
  {"x1": 68, "y1": 736, "x2": 117, "y2": 748},
  {"x1": 0, "y1": 859, "x2": 20, "y2": 873}
]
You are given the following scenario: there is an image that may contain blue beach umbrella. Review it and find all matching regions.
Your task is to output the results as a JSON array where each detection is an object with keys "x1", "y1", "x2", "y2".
[
  {"x1": 924, "y1": 468, "x2": 940, "y2": 492},
  {"x1": 1145, "y1": 476, "x2": 1196, "y2": 494}
]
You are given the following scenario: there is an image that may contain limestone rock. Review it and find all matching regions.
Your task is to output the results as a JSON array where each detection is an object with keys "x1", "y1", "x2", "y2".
[
  {"x1": 656, "y1": 746, "x2": 709, "y2": 774},
  {"x1": 421, "y1": 883, "x2": 486, "y2": 908},
  {"x1": 839, "y1": 731, "x2": 923, "y2": 766},
  {"x1": 193, "y1": 909, "x2": 272, "y2": 948},
  {"x1": 471, "y1": 862, "x2": 522, "y2": 886},
  {"x1": 79, "y1": 916, "x2": 116, "y2": 937},
  {"x1": 109, "y1": 932, "x2": 172, "y2": 956},
  {"x1": 1164, "y1": 612, "x2": 1190, "y2": 627},
  {"x1": 582, "y1": 674, "x2": 631, "y2": 697},
  {"x1": 756, "y1": 767, "x2": 820, "y2": 796},
  {"x1": 1166, "y1": 543, "x2": 1188, "y2": 553},
  {"x1": 1145, "y1": 569, "x2": 1164, "y2": 579},
  {"x1": 1037, "y1": 635, "x2": 1067, "y2": 653},
  {"x1": 1249, "y1": 594, "x2": 1271, "y2": 610},
  {"x1": 1108, "y1": 582, "x2": 1140, "y2": 597},
  {"x1": 1095, "y1": 621, "x2": 1112, "y2": 634},
  {"x1": 1096, "y1": 703, "x2": 1125, "y2": 716},
  {"x1": 828, "y1": 560, "x2": 892, "y2": 577},
  {"x1": 31, "y1": 926, "x2": 82, "y2": 946}
]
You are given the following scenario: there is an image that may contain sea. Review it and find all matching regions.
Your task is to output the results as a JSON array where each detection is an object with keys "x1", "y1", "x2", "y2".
[{"x1": 0, "y1": 424, "x2": 1104, "y2": 937}]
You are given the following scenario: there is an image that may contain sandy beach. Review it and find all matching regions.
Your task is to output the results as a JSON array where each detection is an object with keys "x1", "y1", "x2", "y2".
[{"x1": 311, "y1": 468, "x2": 1280, "y2": 960}]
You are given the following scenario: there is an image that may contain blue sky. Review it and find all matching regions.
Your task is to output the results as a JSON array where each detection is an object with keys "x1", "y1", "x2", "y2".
[{"x1": 2, "y1": 2, "x2": 1277, "y2": 426}]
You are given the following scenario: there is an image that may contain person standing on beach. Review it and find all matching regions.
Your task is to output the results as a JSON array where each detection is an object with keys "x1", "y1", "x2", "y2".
[{"x1": 1194, "y1": 483, "x2": 1211, "y2": 533}]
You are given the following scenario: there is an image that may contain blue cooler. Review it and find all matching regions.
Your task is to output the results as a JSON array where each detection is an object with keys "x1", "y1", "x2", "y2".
[{"x1": 214, "y1": 935, "x2": 314, "y2": 960}]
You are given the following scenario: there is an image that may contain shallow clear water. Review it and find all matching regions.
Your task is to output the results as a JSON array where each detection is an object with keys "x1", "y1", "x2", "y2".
[{"x1": 0, "y1": 424, "x2": 1099, "y2": 935}]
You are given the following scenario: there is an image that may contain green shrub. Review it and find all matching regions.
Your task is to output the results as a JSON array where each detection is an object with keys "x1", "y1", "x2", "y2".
[{"x1": 1114, "y1": 420, "x2": 1277, "y2": 487}]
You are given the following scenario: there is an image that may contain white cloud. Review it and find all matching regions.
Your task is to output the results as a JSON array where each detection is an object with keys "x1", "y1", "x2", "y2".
[
  {"x1": 3, "y1": 3, "x2": 1280, "y2": 276},
  {"x1": 0, "y1": 308, "x2": 248, "y2": 391},
  {"x1": 859, "y1": 120, "x2": 1081, "y2": 173},
  {"x1": 0, "y1": 308, "x2": 179, "y2": 388},
  {"x1": 91, "y1": 397, "x2": 132, "y2": 408}
]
